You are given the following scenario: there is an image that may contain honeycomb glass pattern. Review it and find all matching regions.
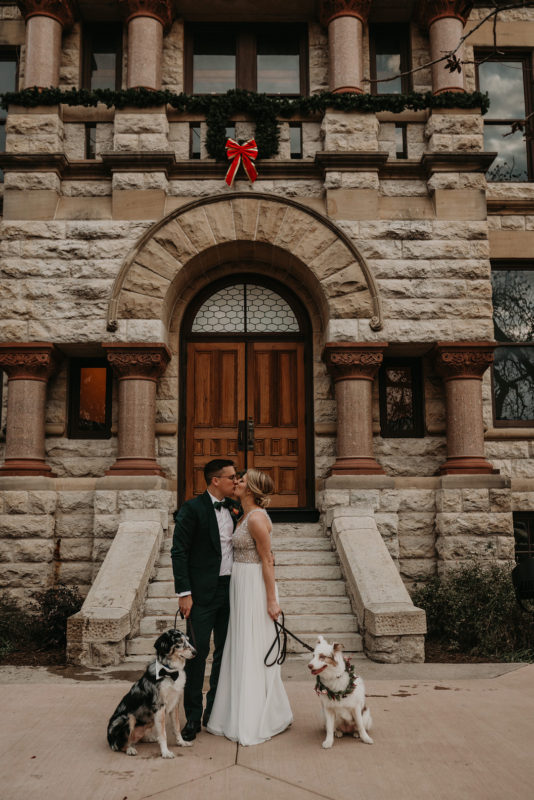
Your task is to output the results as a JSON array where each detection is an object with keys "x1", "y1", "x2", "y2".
[
  {"x1": 246, "y1": 286, "x2": 299, "y2": 332},
  {"x1": 191, "y1": 284, "x2": 245, "y2": 332},
  {"x1": 191, "y1": 284, "x2": 300, "y2": 333}
]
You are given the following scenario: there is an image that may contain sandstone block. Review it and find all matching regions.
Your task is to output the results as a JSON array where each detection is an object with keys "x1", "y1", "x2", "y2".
[
  {"x1": 400, "y1": 558, "x2": 436, "y2": 581},
  {"x1": 378, "y1": 490, "x2": 400, "y2": 512},
  {"x1": 436, "y1": 512, "x2": 513, "y2": 537},
  {"x1": 0, "y1": 515, "x2": 54, "y2": 538},
  {"x1": 0, "y1": 539, "x2": 54, "y2": 563},
  {"x1": 374, "y1": 513, "x2": 398, "y2": 538},
  {"x1": 27, "y1": 491, "x2": 57, "y2": 514},
  {"x1": 92, "y1": 538, "x2": 112, "y2": 562},
  {"x1": 55, "y1": 514, "x2": 94, "y2": 537},
  {"x1": 94, "y1": 491, "x2": 118, "y2": 514},
  {"x1": 398, "y1": 513, "x2": 435, "y2": 536},
  {"x1": 318, "y1": 490, "x2": 351, "y2": 512},
  {"x1": 398, "y1": 635, "x2": 425, "y2": 662},
  {"x1": 2, "y1": 562, "x2": 51, "y2": 587},
  {"x1": 399, "y1": 533, "x2": 436, "y2": 559},
  {"x1": 59, "y1": 538, "x2": 93, "y2": 561},
  {"x1": 3, "y1": 491, "x2": 29, "y2": 514},
  {"x1": 321, "y1": 111, "x2": 379, "y2": 152},
  {"x1": 93, "y1": 514, "x2": 120, "y2": 537},
  {"x1": 396, "y1": 490, "x2": 436, "y2": 512},
  {"x1": 461, "y1": 489, "x2": 490, "y2": 512},
  {"x1": 57, "y1": 491, "x2": 94, "y2": 512},
  {"x1": 57, "y1": 562, "x2": 93, "y2": 585},
  {"x1": 349, "y1": 489, "x2": 379, "y2": 509},
  {"x1": 511, "y1": 491, "x2": 534, "y2": 511},
  {"x1": 436, "y1": 535, "x2": 498, "y2": 560}
]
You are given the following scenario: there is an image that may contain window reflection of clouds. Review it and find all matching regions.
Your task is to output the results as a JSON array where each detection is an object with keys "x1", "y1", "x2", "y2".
[
  {"x1": 479, "y1": 62, "x2": 525, "y2": 118},
  {"x1": 376, "y1": 54, "x2": 402, "y2": 94},
  {"x1": 485, "y1": 125, "x2": 528, "y2": 181}
]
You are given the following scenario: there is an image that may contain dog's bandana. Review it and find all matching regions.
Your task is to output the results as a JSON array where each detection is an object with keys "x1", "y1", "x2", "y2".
[
  {"x1": 315, "y1": 658, "x2": 358, "y2": 701},
  {"x1": 155, "y1": 661, "x2": 180, "y2": 682}
]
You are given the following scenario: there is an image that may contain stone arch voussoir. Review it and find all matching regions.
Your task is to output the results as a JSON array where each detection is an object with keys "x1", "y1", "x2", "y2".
[{"x1": 106, "y1": 193, "x2": 383, "y2": 334}]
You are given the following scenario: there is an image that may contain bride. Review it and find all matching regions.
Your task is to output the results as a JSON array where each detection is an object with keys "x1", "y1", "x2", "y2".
[{"x1": 207, "y1": 469, "x2": 293, "y2": 745}]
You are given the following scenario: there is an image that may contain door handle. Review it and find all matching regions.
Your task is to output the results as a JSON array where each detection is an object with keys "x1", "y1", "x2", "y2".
[
  {"x1": 247, "y1": 417, "x2": 254, "y2": 451},
  {"x1": 238, "y1": 420, "x2": 246, "y2": 451}
]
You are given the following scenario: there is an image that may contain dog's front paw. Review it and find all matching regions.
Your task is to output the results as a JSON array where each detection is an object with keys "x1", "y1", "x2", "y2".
[
  {"x1": 334, "y1": 730, "x2": 343, "y2": 738},
  {"x1": 322, "y1": 738, "x2": 333, "y2": 749},
  {"x1": 360, "y1": 734, "x2": 374, "y2": 745},
  {"x1": 126, "y1": 746, "x2": 137, "y2": 756},
  {"x1": 161, "y1": 749, "x2": 175, "y2": 759},
  {"x1": 177, "y1": 739, "x2": 193, "y2": 747}
]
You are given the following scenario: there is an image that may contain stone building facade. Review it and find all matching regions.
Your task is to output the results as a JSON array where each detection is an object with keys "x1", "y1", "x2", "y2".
[{"x1": 0, "y1": 0, "x2": 532, "y2": 664}]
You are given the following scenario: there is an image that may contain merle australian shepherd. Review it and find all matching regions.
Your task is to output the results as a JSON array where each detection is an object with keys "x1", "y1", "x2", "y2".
[{"x1": 107, "y1": 629, "x2": 196, "y2": 758}]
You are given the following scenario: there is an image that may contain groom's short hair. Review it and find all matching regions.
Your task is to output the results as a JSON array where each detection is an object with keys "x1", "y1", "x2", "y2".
[{"x1": 204, "y1": 459, "x2": 235, "y2": 485}]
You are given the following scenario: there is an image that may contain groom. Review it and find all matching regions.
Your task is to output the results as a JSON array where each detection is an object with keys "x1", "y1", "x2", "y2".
[{"x1": 171, "y1": 458, "x2": 238, "y2": 741}]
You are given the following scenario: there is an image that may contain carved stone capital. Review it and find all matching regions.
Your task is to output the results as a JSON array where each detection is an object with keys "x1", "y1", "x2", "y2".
[
  {"x1": 118, "y1": 0, "x2": 174, "y2": 32},
  {"x1": 324, "y1": 342, "x2": 388, "y2": 382},
  {"x1": 319, "y1": 0, "x2": 372, "y2": 27},
  {"x1": 433, "y1": 341, "x2": 495, "y2": 381},
  {"x1": 418, "y1": 0, "x2": 473, "y2": 28},
  {"x1": 0, "y1": 342, "x2": 59, "y2": 382},
  {"x1": 103, "y1": 342, "x2": 171, "y2": 381},
  {"x1": 17, "y1": 0, "x2": 76, "y2": 27}
]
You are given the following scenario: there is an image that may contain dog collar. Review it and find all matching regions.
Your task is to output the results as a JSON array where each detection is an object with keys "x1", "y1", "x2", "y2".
[
  {"x1": 314, "y1": 657, "x2": 358, "y2": 701},
  {"x1": 155, "y1": 660, "x2": 180, "y2": 682}
]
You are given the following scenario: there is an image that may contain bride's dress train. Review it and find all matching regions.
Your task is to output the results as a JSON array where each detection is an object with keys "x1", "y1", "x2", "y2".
[{"x1": 207, "y1": 508, "x2": 293, "y2": 746}]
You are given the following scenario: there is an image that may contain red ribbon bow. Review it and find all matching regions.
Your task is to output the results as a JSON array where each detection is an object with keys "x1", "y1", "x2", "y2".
[{"x1": 225, "y1": 138, "x2": 258, "y2": 187}]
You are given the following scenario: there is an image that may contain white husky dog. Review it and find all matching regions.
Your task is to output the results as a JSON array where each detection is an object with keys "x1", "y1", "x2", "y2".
[{"x1": 308, "y1": 635, "x2": 373, "y2": 749}]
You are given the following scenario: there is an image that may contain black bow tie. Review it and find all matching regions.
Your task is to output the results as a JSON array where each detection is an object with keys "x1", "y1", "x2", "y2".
[
  {"x1": 157, "y1": 666, "x2": 179, "y2": 682},
  {"x1": 214, "y1": 499, "x2": 232, "y2": 511}
]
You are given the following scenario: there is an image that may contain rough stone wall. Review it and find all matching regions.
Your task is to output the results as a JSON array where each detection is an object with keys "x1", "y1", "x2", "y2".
[{"x1": 0, "y1": 485, "x2": 175, "y2": 603}]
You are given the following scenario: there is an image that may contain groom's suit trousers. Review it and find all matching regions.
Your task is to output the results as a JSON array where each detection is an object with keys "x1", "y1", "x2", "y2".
[{"x1": 184, "y1": 574, "x2": 231, "y2": 723}]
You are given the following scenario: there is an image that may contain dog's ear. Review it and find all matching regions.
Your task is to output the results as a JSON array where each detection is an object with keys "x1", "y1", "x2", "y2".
[
  {"x1": 333, "y1": 642, "x2": 344, "y2": 653},
  {"x1": 317, "y1": 635, "x2": 325, "y2": 644},
  {"x1": 154, "y1": 631, "x2": 170, "y2": 658}
]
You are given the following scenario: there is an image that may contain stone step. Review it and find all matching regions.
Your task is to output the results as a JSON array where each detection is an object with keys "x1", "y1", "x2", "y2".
[
  {"x1": 157, "y1": 550, "x2": 337, "y2": 568},
  {"x1": 154, "y1": 564, "x2": 343, "y2": 582},
  {"x1": 139, "y1": 613, "x2": 357, "y2": 637},
  {"x1": 147, "y1": 578, "x2": 348, "y2": 598},
  {"x1": 127, "y1": 630, "x2": 363, "y2": 657},
  {"x1": 143, "y1": 596, "x2": 352, "y2": 616}
]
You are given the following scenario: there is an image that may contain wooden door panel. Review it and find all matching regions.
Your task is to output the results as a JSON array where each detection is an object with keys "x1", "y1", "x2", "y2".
[
  {"x1": 185, "y1": 342, "x2": 246, "y2": 499},
  {"x1": 248, "y1": 342, "x2": 306, "y2": 508}
]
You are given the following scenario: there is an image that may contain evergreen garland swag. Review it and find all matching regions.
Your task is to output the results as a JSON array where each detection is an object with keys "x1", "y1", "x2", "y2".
[{"x1": 0, "y1": 87, "x2": 490, "y2": 162}]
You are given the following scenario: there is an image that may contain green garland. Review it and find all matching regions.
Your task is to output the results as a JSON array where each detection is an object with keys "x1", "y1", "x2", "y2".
[
  {"x1": 0, "y1": 87, "x2": 490, "y2": 161},
  {"x1": 314, "y1": 658, "x2": 358, "y2": 701}
]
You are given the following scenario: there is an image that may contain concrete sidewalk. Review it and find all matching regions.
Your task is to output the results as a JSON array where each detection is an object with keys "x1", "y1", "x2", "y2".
[{"x1": 2, "y1": 660, "x2": 533, "y2": 800}]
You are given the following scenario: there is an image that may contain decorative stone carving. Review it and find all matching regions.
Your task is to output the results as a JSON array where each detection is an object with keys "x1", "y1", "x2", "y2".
[
  {"x1": 118, "y1": 0, "x2": 174, "y2": 32},
  {"x1": 434, "y1": 342, "x2": 494, "y2": 381},
  {"x1": 324, "y1": 342, "x2": 387, "y2": 475},
  {"x1": 0, "y1": 343, "x2": 59, "y2": 381},
  {"x1": 319, "y1": 0, "x2": 372, "y2": 27},
  {"x1": 106, "y1": 346, "x2": 170, "y2": 381},
  {"x1": 17, "y1": 0, "x2": 76, "y2": 27},
  {"x1": 325, "y1": 343, "x2": 385, "y2": 381},
  {"x1": 418, "y1": 1, "x2": 473, "y2": 28}
]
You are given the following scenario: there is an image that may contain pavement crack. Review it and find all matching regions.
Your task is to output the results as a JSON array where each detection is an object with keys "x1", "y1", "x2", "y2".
[
  {"x1": 135, "y1": 764, "x2": 232, "y2": 799},
  {"x1": 239, "y1": 764, "x2": 335, "y2": 799}
]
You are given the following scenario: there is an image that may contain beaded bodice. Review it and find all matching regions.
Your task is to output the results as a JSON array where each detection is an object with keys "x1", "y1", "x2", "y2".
[{"x1": 233, "y1": 508, "x2": 271, "y2": 564}]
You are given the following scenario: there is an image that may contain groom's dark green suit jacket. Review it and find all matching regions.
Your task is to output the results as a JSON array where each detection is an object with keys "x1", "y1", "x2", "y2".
[{"x1": 171, "y1": 491, "x2": 228, "y2": 604}]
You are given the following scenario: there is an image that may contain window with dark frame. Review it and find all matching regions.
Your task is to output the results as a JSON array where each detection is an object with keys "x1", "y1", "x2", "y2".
[
  {"x1": 491, "y1": 265, "x2": 534, "y2": 425},
  {"x1": 83, "y1": 23, "x2": 122, "y2": 91},
  {"x1": 289, "y1": 123, "x2": 302, "y2": 159},
  {"x1": 476, "y1": 52, "x2": 533, "y2": 182},
  {"x1": 68, "y1": 359, "x2": 112, "y2": 439},
  {"x1": 185, "y1": 23, "x2": 307, "y2": 95},
  {"x1": 85, "y1": 122, "x2": 97, "y2": 159},
  {"x1": 378, "y1": 359, "x2": 424, "y2": 438},
  {"x1": 189, "y1": 122, "x2": 201, "y2": 158},
  {"x1": 514, "y1": 512, "x2": 534, "y2": 562},
  {"x1": 0, "y1": 49, "x2": 18, "y2": 179},
  {"x1": 395, "y1": 123, "x2": 407, "y2": 158},
  {"x1": 370, "y1": 25, "x2": 410, "y2": 95}
]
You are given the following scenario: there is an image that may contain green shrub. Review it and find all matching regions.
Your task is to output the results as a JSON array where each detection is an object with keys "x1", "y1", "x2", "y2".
[
  {"x1": 0, "y1": 584, "x2": 82, "y2": 656},
  {"x1": 412, "y1": 562, "x2": 534, "y2": 661}
]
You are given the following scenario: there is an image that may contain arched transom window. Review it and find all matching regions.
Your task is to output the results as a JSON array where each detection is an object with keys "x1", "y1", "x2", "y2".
[{"x1": 191, "y1": 283, "x2": 301, "y2": 334}]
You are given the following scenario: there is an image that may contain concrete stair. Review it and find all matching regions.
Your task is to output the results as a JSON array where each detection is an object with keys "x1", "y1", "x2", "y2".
[{"x1": 126, "y1": 522, "x2": 362, "y2": 659}]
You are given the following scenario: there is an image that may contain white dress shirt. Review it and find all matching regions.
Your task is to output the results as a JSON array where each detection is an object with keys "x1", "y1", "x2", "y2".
[{"x1": 178, "y1": 491, "x2": 234, "y2": 597}]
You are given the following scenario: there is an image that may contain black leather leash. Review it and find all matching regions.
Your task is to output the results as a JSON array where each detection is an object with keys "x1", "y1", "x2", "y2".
[
  {"x1": 174, "y1": 607, "x2": 198, "y2": 652},
  {"x1": 264, "y1": 611, "x2": 314, "y2": 667}
]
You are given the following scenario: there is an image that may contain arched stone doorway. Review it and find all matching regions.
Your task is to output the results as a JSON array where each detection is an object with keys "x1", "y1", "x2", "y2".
[{"x1": 180, "y1": 275, "x2": 314, "y2": 509}]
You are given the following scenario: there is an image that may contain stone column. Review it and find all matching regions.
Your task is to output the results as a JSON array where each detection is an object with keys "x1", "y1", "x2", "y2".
[
  {"x1": 119, "y1": 0, "x2": 174, "y2": 89},
  {"x1": 103, "y1": 343, "x2": 170, "y2": 476},
  {"x1": 17, "y1": 0, "x2": 76, "y2": 88},
  {"x1": 0, "y1": 343, "x2": 59, "y2": 476},
  {"x1": 420, "y1": 1, "x2": 473, "y2": 94},
  {"x1": 324, "y1": 342, "x2": 388, "y2": 475},
  {"x1": 320, "y1": 1, "x2": 371, "y2": 94},
  {"x1": 434, "y1": 341, "x2": 495, "y2": 475}
]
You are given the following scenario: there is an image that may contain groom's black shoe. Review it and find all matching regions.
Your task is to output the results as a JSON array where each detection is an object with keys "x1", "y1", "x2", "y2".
[{"x1": 181, "y1": 720, "x2": 201, "y2": 741}]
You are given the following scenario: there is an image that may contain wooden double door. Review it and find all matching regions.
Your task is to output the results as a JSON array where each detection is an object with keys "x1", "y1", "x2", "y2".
[{"x1": 185, "y1": 340, "x2": 307, "y2": 507}]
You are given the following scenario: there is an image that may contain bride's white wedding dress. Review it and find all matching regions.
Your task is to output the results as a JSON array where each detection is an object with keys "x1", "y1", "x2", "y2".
[{"x1": 207, "y1": 508, "x2": 293, "y2": 745}]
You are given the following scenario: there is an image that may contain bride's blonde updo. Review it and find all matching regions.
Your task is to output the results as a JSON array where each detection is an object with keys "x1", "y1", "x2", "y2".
[{"x1": 246, "y1": 469, "x2": 274, "y2": 508}]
